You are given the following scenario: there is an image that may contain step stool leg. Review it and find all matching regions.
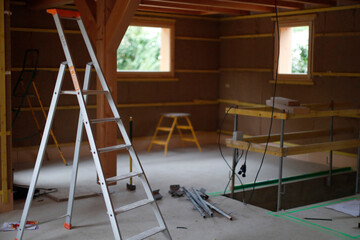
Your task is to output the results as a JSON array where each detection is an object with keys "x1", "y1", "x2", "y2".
[
  {"x1": 148, "y1": 115, "x2": 164, "y2": 152},
  {"x1": 164, "y1": 117, "x2": 177, "y2": 156},
  {"x1": 175, "y1": 120, "x2": 185, "y2": 148},
  {"x1": 185, "y1": 116, "x2": 202, "y2": 152}
]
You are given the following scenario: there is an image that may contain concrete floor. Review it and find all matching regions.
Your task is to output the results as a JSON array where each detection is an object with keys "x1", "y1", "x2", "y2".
[{"x1": 1, "y1": 144, "x2": 359, "y2": 240}]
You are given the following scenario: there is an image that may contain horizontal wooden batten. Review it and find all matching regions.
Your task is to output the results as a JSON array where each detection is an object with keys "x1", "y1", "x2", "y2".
[
  {"x1": 220, "y1": 33, "x2": 273, "y2": 40},
  {"x1": 315, "y1": 32, "x2": 360, "y2": 37},
  {"x1": 176, "y1": 36, "x2": 220, "y2": 42},
  {"x1": 269, "y1": 80, "x2": 315, "y2": 86},
  {"x1": 18, "y1": 99, "x2": 218, "y2": 112},
  {"x1": 12, "y1": 67, "x2": 87, "y2": 72},
  {"x1": 175, "y1": 69, "x2": 219, "y2": 74},
  {"x1": 117, "y1": 78, "x2": 178, "y2": 82},
  {"x1": 313, "y1": 72, "x2": 360, "y2": 77},
  {"x1": 218, "y1": 99, "x2": 264, "y2": 107},
  {"x1": 11, "y1": 27, "x2": 80, "y2": 34},
  {"x1": 220, "y1": 68, "x2": 272, "y2": 73}
]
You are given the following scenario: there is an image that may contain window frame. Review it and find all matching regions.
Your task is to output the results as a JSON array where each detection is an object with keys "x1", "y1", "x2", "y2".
[
  {"x1": 116, "y1": 18, "x2": 175, "y2": 78},
  {"x1": 273, "y1": 14, "x2": 316, "y2": 83}
]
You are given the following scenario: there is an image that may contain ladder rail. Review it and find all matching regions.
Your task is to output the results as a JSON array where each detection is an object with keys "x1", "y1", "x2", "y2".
[
  {"x1": 51, "y1": 12, "x2": 122, "y2": 240},
  {"x1": 65, "y1": 62, "x2": 93, "y2": 229},
  {"x1": 15, "y1": 63, "x2": 67, "y2": 240}
]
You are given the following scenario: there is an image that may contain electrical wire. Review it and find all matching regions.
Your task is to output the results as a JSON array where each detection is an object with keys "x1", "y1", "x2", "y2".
[
  {"x1": 218, "y1": 105, "x2": 247, "y2": 200},
  {"x1": 247, "y1": 0, "x2": 280, "y2": 203}
]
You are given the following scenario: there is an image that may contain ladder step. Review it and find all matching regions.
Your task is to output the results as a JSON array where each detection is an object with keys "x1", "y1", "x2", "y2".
[
  {"x1": 98, "y1": 144, "x2": 131, "y2": 154},
  {"x1": 152, "y1": 140, "x2": 167, "y2": 145},
  {"x1": 157, "y1": 127, "x2": 172, "y2": 131},
  {"x1": 115, "y1": 199, "x2": 153, "y2": 215},
  {"x1": 182, "y1": 138, "x2": 196, "y2": 142},
  {"x1": 90, "y1": 117, "x2": 120, "y2": 124},
  {"x1": 127, "y1": 226, "x2": 166, "y2": 240},
  {"x1": 106, "y1": 171, "x2": 142, "y2": 183},
  {"x1": 61, "y1": 90, "x2": 108, "y2": 95},
  {"x1": 177, "y1": 125, "x2": 191, "y2": 130}
]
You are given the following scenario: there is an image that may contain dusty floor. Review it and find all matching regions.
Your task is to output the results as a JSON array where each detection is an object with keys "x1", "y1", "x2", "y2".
[{"x1": 1, "y1": 144, "x2": 359, "y2": 240}]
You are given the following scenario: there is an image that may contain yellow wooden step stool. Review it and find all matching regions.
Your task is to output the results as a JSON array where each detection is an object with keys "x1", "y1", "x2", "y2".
[{"x1": 148, "y1": 113, "x2": 202, "y2": 156}]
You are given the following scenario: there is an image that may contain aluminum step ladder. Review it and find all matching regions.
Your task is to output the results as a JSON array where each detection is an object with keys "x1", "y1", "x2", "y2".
[{"x1": 15, "y1": 9, "x2": 171, "y2": 240}]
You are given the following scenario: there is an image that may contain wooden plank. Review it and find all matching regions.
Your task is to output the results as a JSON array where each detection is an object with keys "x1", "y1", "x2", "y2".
[
  {"x1": 285, "y1": 139, "x2": 360, "y2": 156},
  {"x1": 228, "y1": 106, "x2": 360, "y2": 120},
  {"x1": 226, "y1": 139, "x2": 283, "y2": 157},
  {"x1": 287, "y1": 109, "x2": 360, "y2": 119},
  {"x1": 244, "y1": 128, "x2": 354, "y2": 143},
  {"x1": 227, "y1": 107, "x2": 288, "y2": 120}
]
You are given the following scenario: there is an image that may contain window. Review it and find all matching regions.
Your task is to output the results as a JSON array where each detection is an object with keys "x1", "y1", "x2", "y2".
[
  {"x1": 117, "y1": 18, "x2": 175, "y2": 78},
  {"x1": 274, "y1": 15, "x2": 315, "y2": 83}
]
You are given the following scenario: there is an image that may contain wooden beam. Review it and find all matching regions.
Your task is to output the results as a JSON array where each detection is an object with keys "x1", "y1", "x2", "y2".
[
  {"x1": 27, "y1": 0, "x2": 73, "y2": 9},
  {"x1": 137, "y1": 5, "x2": 206, "y2": 15},
  {"x1": 227, "y1": 138, "x2": 360, "y2": 158},
  {"x1": 283, "y1": 0, "x2": 336, "y2": 6},
  {"x1": 226, "y1": 139, "x2": 283, "y2": 157},
  {"x1": 244, "y1": 128, "x2": 354, "y2": 143},
  {"x1": 228, "y1": 0, "x2": 304, "y2": 10},
  {"x1": 74, "y1": 0, "x2": 96, "y2": 43},
  {"x1": 142, "y1": 0, "x2": 275, "y2": 13},
  {"x1": 285, "y1": 139, "x2": 360, "y2": 156},
  {"x1": 105, "y1": 0, "x2": 141, "y2": 52},
  {"x1": 141, "y1": 0, "x2": 249, "y2": 15}
]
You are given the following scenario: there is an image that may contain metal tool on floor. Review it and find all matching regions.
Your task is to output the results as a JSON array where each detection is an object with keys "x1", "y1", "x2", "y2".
[{"x1": 15, "y1": 9, "x2": 171, "y2": 240}]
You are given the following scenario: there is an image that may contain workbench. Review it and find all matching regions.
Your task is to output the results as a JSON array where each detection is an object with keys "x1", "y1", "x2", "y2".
[{"x1": 225, "y1": 104, "x2": 360, "y2": 211}]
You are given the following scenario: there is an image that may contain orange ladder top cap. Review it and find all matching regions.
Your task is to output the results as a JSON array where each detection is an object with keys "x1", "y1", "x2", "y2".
[{"x1": 46, "y1": 9, "x2": 81, "y2": 18}]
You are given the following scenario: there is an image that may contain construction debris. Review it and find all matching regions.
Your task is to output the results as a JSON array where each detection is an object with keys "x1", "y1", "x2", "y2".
[
  {"x1": 169, "y1": 184, "x2": 184, "y2": 197},
  {"x1": 183, "y1": 187, "x2": 232, "y2": 220},
  {"x1": 152, "y1": 189, "x2": 163, "y2": 201}
]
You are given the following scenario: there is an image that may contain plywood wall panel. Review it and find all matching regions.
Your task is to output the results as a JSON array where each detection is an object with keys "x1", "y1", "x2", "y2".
[
  {"x1": 175, "y1": 40, "x2": 219, "y2": 69},
  {"x1": 175, "y1": 18, "x2": 219, "y2": 38},
  {"x1": 314, "y1": 36, "x2": 360, "y2": 72},
  {"x1": 220, "y1": 38, "x2": 273, "y2": 68},
  {"x1": 221, "y1": 18, "x2": 273, "y2": 36}
]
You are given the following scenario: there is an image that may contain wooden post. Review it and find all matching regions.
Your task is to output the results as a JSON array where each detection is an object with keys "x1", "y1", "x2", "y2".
[
  {"x1": 75, "y1": 0, "x2": 140, "y2": 180},
  {"x1": 0, "y1": 0, "x2": 13, "y2": 212}
]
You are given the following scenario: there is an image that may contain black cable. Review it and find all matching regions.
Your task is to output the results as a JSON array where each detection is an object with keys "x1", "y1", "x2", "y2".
[
  {"x1": 248, "y1": 0, "x2": 280, "y2": 203},
  {"x1": 218, "y1": 105, "x2": 247, "y2": 201}
]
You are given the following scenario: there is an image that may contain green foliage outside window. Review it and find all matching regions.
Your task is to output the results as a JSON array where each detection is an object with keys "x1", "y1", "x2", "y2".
[
  {"x1": 291, "y1": 26, "x2": 309, "y2": 74},
  {"x1": 117, "y1": 26, "x2": 161, "y2": 71}
]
